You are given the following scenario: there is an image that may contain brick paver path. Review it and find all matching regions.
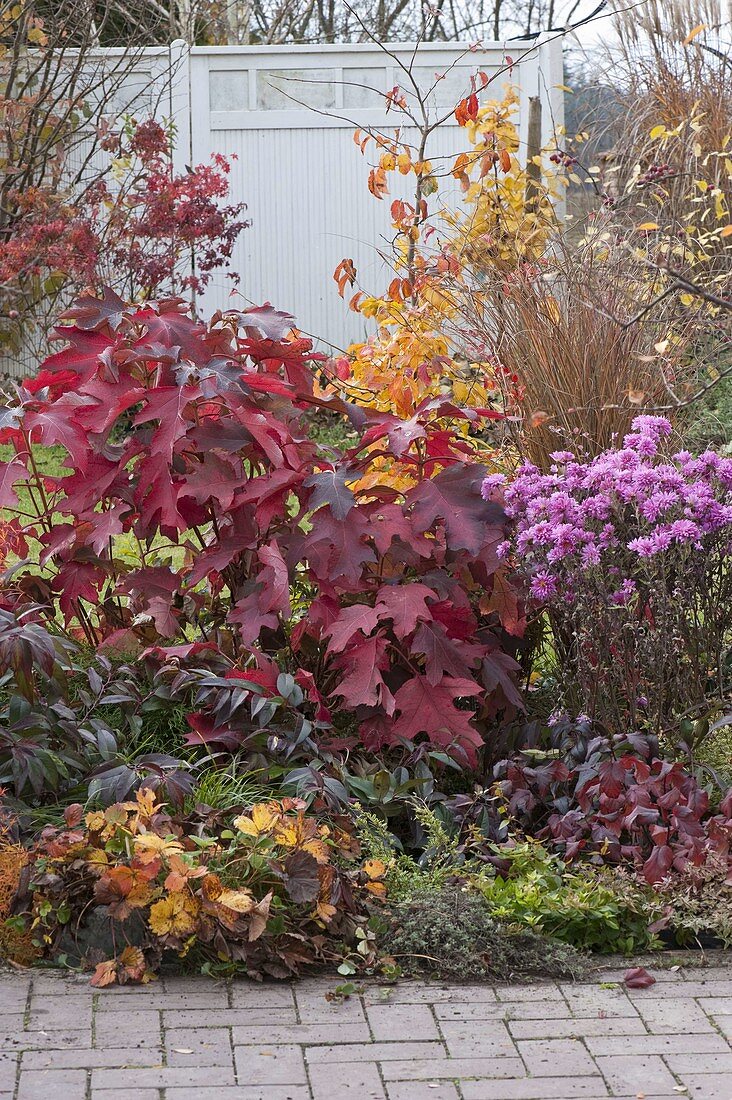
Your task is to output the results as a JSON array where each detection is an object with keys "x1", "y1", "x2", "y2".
[{"x1": 2, "y1": 964, "x2": 732, "y2": 1099}]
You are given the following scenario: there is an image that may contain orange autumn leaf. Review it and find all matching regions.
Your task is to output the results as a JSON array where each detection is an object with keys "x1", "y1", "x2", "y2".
[
  {"x1": 164, "y1": 855, "x2": 207, "y2": 893},
  {"x1": 368, "y1": 167, "x2": 389, "y2": 200},
  {"x1": 202, "y1": 873, "x2": 223, "y2": 901},
  {"x1": 333, "y1": 258, "x2": 357, "y2": 297},
  {"x1": 90, "y1": 960, "x2": 117, "y2": 988},
  {"x1": 118, "y1": 945, "x2": 146, "y2": 983}
]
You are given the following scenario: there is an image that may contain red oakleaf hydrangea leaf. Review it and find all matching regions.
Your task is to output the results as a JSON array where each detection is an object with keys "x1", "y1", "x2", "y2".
[
  {"x1": 374, "y1": 582, "x2": 436, "y2": 639},
  {"x1": 623, "y1": 967, "x2": 656, "y2": 989},
  {"x1": 391, "y1": 675, "x2": 482, "y2": 762}
]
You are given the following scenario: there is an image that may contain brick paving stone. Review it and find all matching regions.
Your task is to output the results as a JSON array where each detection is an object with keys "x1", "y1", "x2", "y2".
[
  {"x1": 710, "y1": 1013, "x2": 732, "y2": 1040},
  {"x1": 234, "y1": 1044, "x2": 307, "y2": 1085},
  {"x1": 89, "y1": 1090, "x2": 160, "y2": 1100},
  {"x1": 634, "y1": 998, "x2": 718, "y2": 1033},
  {"x1": 89, "y1": 1065, "x2": 236, "y2": 1089},
  {"x1": 696, "y1": 997, "x2": 732, "y2": 1015},
  {"x1": 460, "y1": 1078, "x2": 609, "y2": 1099},
  {"x1": 0, "y1": 1029, "x2": 89, "y2": 1051},
  {"x1": 365, "y1": 1002, "x2": 441, "y2": 1041},
  {"x1": 21, "y1": 1047, "x2": 164, "y2": 1069},
  {"x1": 677, "y1": 1073, "x2": 732, "y2": 1100},
  {"x1": 26, "y1": 995, "x2": 93, "y2": 1031},
  {"x1": 230, "y1": 984, "x2": 297, "y2": 1010},
  {"x1": 439, "y1": 1019, "x2": 518, "y2": 1058},
  {"x1": 517, "y1": 1038, "x2": 599, "y2": 1076},
  {"x1": 163, "y1": 1008, "x2": 298, "y2": 1029},
  {"x1": 508, "y1": 1016, "x2": 647, "y2": 1039},
  {"x1": 232, "y1": 1023, "x2": 370, "y2": 1045},
  {"x1": 165, "y1": 1025, "x2": 234, "y2": 1066},
  {"x1": 594, "y1": 1053, "x2": 679, "y2": 1094},
  {"x1": 585, "y1": 1031, "x2": 731, "y2": 1056},
  {"x1": 495, "y1": 983, "x2": 565, "y2": 1002},
  {"x1": 386, "y1": 1084, "x2": 460, "y2": 1100},
  {"x1": 435, "y1": 1000, "x2": 565, "y2": 1023},
  {"x1": 95, "y1": 989, "x2": 229, "y2": 1011},
  {"x1": 379, "y1": 1056, "x2": 526, "y2": 1080},
  {"x1": 559, "y1": 985, "x2": 639, "y2": 1018},
  {"x1": 0, "y1": 1052, "x2": 17, "y2": 1091},
  {"x1": 305, "y1": 1041, "x2": 445, "y2": 1063},
  {"x1": 166, "y1": 1090, "x2": 311, "y2": 1100},
  {"x1": 308, "y1": 1062, "x2": 386, "y2": 1099},
  {"x1": 628, "y1": 979, "x2": 732, "y2": 998},
  {"x1": 94, "y1": 1007, "x2": 162, "y2": 1048},
  {"x1": 665, "y1": 1050, "x2": 732, "y2": 1073},
  {"x1": 293, "y1": 990, "x2": 366, "y2": 1023},
  {"x1": 17, "y1": 1068, "x2": 88, "y2": 1099},
  {"x1": 361, "y1": 984, "x2": 498, "y2": 1004}
]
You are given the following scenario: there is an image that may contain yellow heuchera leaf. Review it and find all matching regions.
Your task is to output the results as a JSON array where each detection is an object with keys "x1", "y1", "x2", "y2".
[
  {"x1": 148, "y1": 893, "x2": 200, "y2": 937},
  {"x1": 234, "y1": 802, "x2": 282, "y2": 837}
]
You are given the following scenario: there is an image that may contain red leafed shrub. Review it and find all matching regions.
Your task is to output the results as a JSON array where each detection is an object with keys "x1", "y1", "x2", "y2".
[
  {"x1": 0, "y1": 290, "x2": 523, "y2": 767},
  {"x1": 493, "y1": 723, "x2": 732, "y2": 884}
]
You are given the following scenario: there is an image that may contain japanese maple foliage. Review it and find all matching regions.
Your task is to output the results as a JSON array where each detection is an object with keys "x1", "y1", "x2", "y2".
[{"x1": 0, "y1": 290, "x2": 523, "y2": 765}]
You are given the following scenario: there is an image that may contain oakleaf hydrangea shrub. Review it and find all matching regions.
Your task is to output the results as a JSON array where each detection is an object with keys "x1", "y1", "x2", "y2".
[{"x1": 483, "y1": 416, "x2": 732, "y2": 735}]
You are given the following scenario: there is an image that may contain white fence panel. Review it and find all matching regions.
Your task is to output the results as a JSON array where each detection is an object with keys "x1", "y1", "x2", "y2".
[
  {"x1": 185, "y1": 41, "x2": 563, "y2": 351},
  {"x1": 1, "y1": 39, "x2": 562, "y2": 376}
]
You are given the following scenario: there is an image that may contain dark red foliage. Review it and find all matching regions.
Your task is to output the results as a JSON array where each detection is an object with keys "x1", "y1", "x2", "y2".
[
  {"x1": 0, "y1": 291, "x2": 524, "y2": 765},
  {"x1": 495, "y1": 730, "x2": 732, "y2": 883}
]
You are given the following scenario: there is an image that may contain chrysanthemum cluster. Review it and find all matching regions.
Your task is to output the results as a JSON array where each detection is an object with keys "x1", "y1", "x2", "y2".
[{"x1": 483, "y1": 416, "x2": 732, "y2": 602}]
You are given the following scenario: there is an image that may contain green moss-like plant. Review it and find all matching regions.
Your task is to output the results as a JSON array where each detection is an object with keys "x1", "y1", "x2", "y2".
[{"x1": 383, "y1": 885, "x2": 588, "y2": 981}]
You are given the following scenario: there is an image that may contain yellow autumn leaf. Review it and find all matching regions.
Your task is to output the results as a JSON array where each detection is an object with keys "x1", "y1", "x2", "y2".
[
  {"x1": 362, "y1": 859, "x2": 387, "y2": 879},
  {"x1": 233, "y1": 802, "x2": 281, "y2": 837},
  {"x1": 133, "y1": 833, "x2": 184, "y2": 863},
  {"x1": 148, "y1": 893, "x2": 200, "y2": 937},
  {"x1": 683, "y1": 23, "x2": 706, "y2": 44},
  {"x1": 274, "y1": 813, "x2": 330, "y2": 864},
  {"x1": 649, "y1": 125, "x2": 666, "y2": 140},
  {"x1": 721, "y1": 224, "x2": 732, "y2": 238},
  {"x1": 217, "y1": 889, "x2": 256, "y2": 913},
  {"x1": 637, "y1": 222, "x2": 660, "y2": 231},
  {"x1": 26, "y1": 25, "x2": 48, "y2": 45}
]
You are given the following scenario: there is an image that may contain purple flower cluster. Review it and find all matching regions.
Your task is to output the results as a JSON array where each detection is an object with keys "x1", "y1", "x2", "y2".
[{"x1": 482, "y1": 416, "x2": 732, "y2": 604}]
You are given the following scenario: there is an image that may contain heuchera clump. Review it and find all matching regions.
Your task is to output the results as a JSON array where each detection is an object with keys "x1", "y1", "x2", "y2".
[{"x1": 483, "y1": 416, "x2": 732, "y2": 732}]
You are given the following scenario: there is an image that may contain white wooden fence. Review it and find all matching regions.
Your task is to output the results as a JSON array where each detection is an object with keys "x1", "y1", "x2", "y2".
[
  {"x1": 2, "y1": 38, "x2": 563, "y2": 376},
  {"x1": 179, "y1": 39, "x2": 564, "y2": 351}
]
